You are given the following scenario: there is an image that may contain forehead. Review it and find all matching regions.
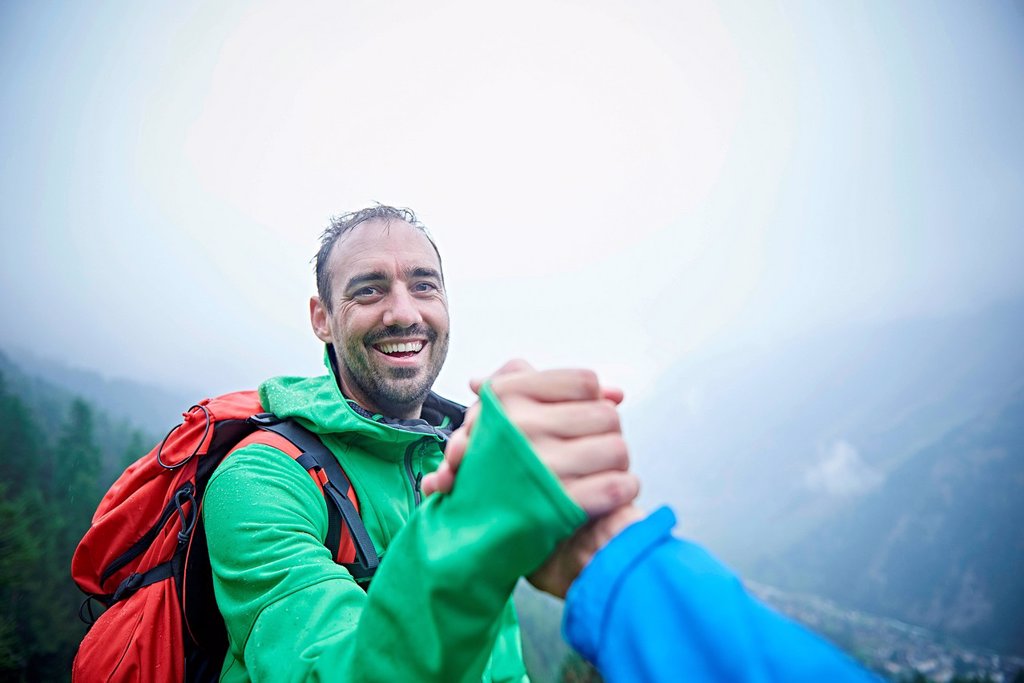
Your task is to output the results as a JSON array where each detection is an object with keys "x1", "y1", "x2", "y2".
[{"x1": 328, "y1": 219, "x2": 441, "y2": 283}]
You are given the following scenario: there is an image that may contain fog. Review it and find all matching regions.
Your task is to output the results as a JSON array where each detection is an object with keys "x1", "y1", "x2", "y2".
[
  {"x1": 2, "y1": 0, "x2": 1021, "y2": 405},
  {"x1": 3, "y1": 2, "x2": 1024, "y2": 667}
]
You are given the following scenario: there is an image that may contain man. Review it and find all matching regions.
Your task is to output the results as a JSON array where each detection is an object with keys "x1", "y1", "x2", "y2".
[{"x1": 202, "y1": 206, "x2": 638, "y2": 682}]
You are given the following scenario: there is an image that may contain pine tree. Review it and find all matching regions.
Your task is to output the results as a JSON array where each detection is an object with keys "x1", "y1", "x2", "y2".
[{"x1": 0, "y1": 371, "x2": 47, "y2": 492}]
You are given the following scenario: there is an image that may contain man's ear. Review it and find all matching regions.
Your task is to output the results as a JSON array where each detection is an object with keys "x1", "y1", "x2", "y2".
[{"x1": 310, "y1": 296, "x2": 333, "y2": 343}]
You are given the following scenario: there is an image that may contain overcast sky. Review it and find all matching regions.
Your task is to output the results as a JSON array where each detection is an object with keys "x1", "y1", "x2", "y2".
[{"x1": 2, "y1": 0, "x2": 1022, "y2": 404}]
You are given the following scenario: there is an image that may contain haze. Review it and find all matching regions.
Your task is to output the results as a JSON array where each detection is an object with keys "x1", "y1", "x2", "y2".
[{"x1": 1, "y1": 0, "x2": 1022, "y2": 405}]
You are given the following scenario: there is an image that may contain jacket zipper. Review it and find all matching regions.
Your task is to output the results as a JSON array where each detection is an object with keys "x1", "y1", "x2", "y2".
[{"x1": 404, "y1": 442, "x2": 422, "y2": 506}]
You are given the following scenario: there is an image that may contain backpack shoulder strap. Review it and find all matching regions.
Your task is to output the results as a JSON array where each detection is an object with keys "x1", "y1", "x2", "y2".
[{"x1": 246, "y1": 414, "x2": 380, "y2": 581}]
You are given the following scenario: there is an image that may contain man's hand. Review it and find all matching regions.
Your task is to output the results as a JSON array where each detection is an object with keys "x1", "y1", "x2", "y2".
[
  {"x1": 420, "y1": 361, "x2": 641, "y2": 596},
  {"x1": 421, "y1": 362, "x2": 637, "y2": 517}
]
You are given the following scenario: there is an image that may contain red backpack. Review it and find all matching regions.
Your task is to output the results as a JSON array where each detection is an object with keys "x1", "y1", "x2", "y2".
[{"x1": 70, "y1": 391, "x2": 379, "y2": 682}]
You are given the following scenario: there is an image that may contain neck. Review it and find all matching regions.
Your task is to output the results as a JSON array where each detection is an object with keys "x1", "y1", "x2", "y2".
[{"x1": 329, "y1": 347, "x2": 424, "y2": 419}]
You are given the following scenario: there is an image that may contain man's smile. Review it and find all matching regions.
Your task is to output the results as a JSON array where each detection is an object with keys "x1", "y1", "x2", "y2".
[{"x1": 372, "y1": 339, "x2": 427, "y2": 361}]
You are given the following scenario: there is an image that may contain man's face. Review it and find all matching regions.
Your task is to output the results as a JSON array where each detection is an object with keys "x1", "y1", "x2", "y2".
[{"x1": 311, "y1": 219, "x2": 450, "y2": 419}]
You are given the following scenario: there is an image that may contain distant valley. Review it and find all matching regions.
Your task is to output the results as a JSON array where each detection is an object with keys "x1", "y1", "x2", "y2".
[{"x1": 626, "y1": 300, "x2": 1024, "y2": 656}]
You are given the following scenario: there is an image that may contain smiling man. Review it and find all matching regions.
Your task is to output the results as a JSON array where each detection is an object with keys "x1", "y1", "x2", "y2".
[
  {"x1": 310, "y1": 210, "x2": 450, "y2": 420},
  {"x1": 201, "y1": 205, "x2": 638, "y2": 682}
]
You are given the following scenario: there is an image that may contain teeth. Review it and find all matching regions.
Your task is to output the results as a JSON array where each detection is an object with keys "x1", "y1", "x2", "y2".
[{"x1": 378, "y1": 341, "x2": 424, "y2": 354}]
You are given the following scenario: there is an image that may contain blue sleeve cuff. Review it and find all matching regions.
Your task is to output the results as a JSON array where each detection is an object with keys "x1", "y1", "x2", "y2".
[{"x1": 562, "y1": 506, "x2": 676, "y2": 662}]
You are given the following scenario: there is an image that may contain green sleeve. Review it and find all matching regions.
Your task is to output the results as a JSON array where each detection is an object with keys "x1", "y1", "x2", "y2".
[
  {"x1": 203, "y1": 383, "x2": 586, "y2": 682},
  {"x1": 348, "y1": 384, "x2": 587, "y2": 681}
]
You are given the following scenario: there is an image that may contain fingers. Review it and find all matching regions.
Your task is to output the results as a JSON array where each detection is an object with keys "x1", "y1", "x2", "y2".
[
  {"x1": 541, "y1": 433, "x2": 629, "y2": 478},
  {"x1": 428, "y1": 362, "x2": 634, "y2": 515},
  {"x1": 601, "y1": 385, "x2": 624, "y2": 405},
  {"x1": 460, "y1": 403, "x2": 481, "y2": 435},
  {"x1": 510, "y1": 399, "x2": 620, "y2": 439},
  {"x1": 420, "y1": 461, "x2": 452, "y2": 496},
  {"x1": 425, "y1": 411, "x2": 630, "y2": 501},
  {"x1": 422, "y1": 426, "x2": 468, "y2": 496},
  {"x1": 464, "y1": 369, "x2": 619, "y2": 438},
  {"x1": 474, "y1": 366, "x2": 623, "y2": 408},
  {"x1": 444, "y1": 425, "x2": 469, "y2": 471},
  {"x1": 489, "y1": 369, "x2": 602, "y2": 403},
  {"x1": 588, "y1": 503, "x2": 646, "y2": 548},
  {"x1": 563, "y1": 471, "x2": 641, "y2": 518}
]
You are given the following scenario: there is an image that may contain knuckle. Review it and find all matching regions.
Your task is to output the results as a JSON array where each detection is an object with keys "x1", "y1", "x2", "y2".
[
  {"x1": 608, "y1": 436, "x2": 630, "y2": 469},
  {"x1": 592, "y1": 402, "x2": 620, "y2": 431},
  {"x1": 488, "y1": 374, "x2": 510, "y2": 397},
  {"x1": 626, "y1": 473, "x2": 640, "y2": 500},
  {"x1": 511, "y1": 408, "x2": 541, "y2": 437},
  {"x1": 605, "y1": 474, "x2": 638, "y2": 505},
  {"x1": 573, "y1": 369, "x2": 600, "y2": 398},
  {"x1": 506, "y1": 358, "x2": 532, "y2": 373},
  {"x1": 603, "y1": 477, "x2": 626, "y2": 505}
]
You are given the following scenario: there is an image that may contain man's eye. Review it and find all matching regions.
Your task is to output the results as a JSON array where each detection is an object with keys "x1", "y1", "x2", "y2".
[
  {"x1": 413, "y1": 282, "x2": 437, "y2": 293},
  {"x1": 354, "y1": 286, "x2": 380, "y2": 297}
]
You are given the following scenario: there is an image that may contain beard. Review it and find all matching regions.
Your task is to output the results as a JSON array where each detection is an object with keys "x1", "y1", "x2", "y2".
[{"x1": 340, "y1": 324, "x2": 449, "y2": 417}]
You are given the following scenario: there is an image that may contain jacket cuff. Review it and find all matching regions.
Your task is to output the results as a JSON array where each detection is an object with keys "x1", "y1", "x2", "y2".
[
  {"x1": 562, "y1": 506, "x2": 677, "y2": 662},
  {"x1": 471, "y1": 382, "x2": 588, "y2": 540}
]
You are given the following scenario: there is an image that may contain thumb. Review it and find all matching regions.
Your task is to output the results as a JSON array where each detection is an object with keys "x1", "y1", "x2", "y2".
[{"x1": 470, "y1": 358, "x2": 536, "y2": 394}]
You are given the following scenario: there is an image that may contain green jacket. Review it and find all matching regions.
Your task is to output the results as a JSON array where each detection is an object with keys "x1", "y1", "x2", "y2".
[{"x1": 203, "y1": 359, "x2": 587, "y2": 682}]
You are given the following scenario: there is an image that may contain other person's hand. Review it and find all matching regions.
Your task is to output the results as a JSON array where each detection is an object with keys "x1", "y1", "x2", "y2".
[{"x1": 421, "y1": 361, "x2": 636, "y2": 518}]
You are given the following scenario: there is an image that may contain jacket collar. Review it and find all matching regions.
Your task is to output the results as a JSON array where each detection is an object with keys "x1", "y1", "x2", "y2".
[{"x1": 325, "y1": 344, "x2": 465, "y2": 436}]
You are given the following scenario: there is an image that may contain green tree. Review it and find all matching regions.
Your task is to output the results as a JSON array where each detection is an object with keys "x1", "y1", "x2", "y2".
[
  {"x1": 118, "y1": 428, "x2": 150, "y2": 472},
  {"x1": 0, "y1": 485, "x2": 43, "y2": 675},
  {"x1": 0, "y1": 371, "x2": 48, "y2": 492},
  {"x1": 0, "y1": 367, "x2": 149, "y2": 679}
]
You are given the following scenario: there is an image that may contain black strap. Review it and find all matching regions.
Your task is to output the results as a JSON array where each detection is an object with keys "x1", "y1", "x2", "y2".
[
  {"x1": 107, "y1": 554, "x2": 180, "y2": 606},
  {"x1": 253, "y1": 417, "x2": 380, "y2": 581},
  {"x1": 99, "y1": 481, "x2": 195, "y2": 587}
]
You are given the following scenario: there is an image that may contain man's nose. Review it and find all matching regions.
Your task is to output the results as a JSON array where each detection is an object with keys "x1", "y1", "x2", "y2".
[{"x1": 382, "y1": 288, "x2": 424, "y2": 328}]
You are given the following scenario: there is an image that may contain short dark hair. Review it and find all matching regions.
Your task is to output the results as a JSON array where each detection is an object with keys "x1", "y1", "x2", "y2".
[{"x1": 314, "y1": 204, "x2": 443, "y2": 310}]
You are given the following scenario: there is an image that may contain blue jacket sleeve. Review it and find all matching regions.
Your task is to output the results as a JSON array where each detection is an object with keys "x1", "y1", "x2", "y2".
[{"x1": 562, "y1": 507, "x2": 883, "y2": 683}]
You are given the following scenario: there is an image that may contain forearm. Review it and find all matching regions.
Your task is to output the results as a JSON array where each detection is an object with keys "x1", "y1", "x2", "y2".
[{"x1": 564, "y1": 508, "x2": 881, "y2": 683}]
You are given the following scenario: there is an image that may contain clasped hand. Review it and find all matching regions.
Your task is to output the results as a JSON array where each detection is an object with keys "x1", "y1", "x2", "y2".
[{"x1": 421, "y1": 360, "x2": 643, "y2": 597}]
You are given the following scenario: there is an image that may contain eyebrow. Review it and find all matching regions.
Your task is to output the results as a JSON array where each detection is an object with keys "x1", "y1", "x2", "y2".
[
  {"x1": 345, "y1": 271, "x2": 388, "y2": 291},
  {"x1": 344, "y1": 266, "x2": 442, "y2": 292},
  {"x1": 407, "y1": 266, "x2": 441, "y2": 280}
]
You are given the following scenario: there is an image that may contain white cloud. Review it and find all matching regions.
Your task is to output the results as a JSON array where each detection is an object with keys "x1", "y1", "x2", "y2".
[{"x1": 804, "y1": 440, "x2": 885, "y2": 497}]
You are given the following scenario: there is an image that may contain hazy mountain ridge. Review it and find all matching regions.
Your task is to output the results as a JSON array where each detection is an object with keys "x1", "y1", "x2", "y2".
[
  {"x1": 625, "y1": 300, "x2": 1024, "y2": 654},
  {"x1": 1, "y1": 346, "x2": 195, "y2": 439},
  {"x1": 0, "y1": 349, "x2": 156, "y2": 481},
  {"x1": 757, "y1": 389, "x2": 1024, "y2": 654}
]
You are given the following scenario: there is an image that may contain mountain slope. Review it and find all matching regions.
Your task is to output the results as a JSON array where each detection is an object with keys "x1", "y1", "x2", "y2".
[
  {"x1": 758, "y1": 390, "x2": 1024, "y2": 654},
  {"x1": 627, "y1": 301, "x2": 1024, "y2": 563},
  {"x1": 0, "y1": 350, "x2": 160, "y2": 480},
  {"x1": 1, "y1": 346, "x2": 193, "y2": 438},
  {"x1": 623, "y1": 300, "x2": 1024, "y2": 654}
]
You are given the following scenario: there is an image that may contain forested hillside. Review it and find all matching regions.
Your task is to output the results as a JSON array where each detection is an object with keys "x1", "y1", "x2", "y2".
[{"x1": 0, "y1": 354, "x2": 150, "y2": 680}]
